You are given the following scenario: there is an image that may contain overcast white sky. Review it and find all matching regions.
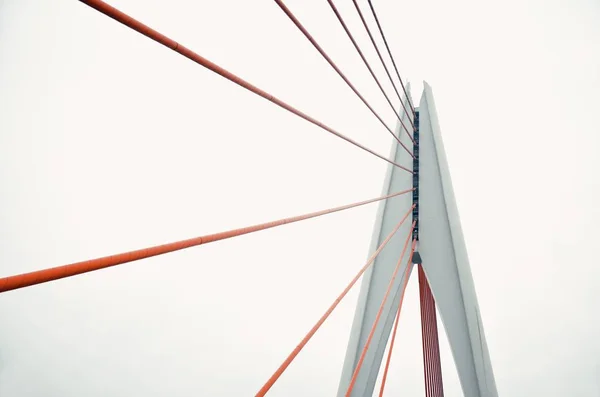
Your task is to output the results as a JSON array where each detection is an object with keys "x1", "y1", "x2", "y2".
[{"x1": 1, "y1": 0, "x2": 600, "y2": 396}]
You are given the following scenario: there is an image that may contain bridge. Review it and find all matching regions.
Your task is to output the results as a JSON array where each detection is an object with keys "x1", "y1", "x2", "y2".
[{"x1": 0, "y1": 1, "x2": 499, "y2": 396}]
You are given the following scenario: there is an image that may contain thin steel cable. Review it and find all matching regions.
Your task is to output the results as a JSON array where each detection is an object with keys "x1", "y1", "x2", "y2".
[
  {"x1": 351, "y1": 0, "x2": 416, "y2": 137},
  {"x1": 366, "y1": 0, "x2": 415, "y2": 115},
  {"x1": 79, "y1": 0, "x2": 412, "y2": 173},
  {"x1": 426, "y1": 269, "x2": 437, "y2": 397},
  {"x1": 255, "y1": 204, "x2": 415, "y2": 397},
  {"x1": 345, "y1": 232, "x2": 417, "y2": 397},
  {"x1": 326, "y1": 0, "x2": 415, "y2": 145},
  {"x1": 378, "y1": 259, "x2": 412, "y2": 397},
  {"x1": 0, "y1": 189, "x2": 414, "y2": 293},
  {"x1": 274, "y1": 0, "x2": 414, "y2": 159}
]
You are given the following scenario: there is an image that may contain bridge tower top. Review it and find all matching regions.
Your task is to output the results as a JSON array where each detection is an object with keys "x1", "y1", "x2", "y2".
[{"x1": 337, "y1": 83, "x2": 498, "y2": 397}]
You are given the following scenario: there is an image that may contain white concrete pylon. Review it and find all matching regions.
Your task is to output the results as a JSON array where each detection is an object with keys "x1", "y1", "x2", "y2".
[
  {"x1": 337, "y1": 82, "x2": 498, "y2": 397},
  {"x1": 336, "y1": 84, "x2": 415, "y2": 397}
]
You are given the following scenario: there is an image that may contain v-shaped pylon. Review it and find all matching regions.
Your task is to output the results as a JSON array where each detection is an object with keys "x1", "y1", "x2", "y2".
[{"x1": 337, "y1": 83, "x2": 498, "y2": 397}]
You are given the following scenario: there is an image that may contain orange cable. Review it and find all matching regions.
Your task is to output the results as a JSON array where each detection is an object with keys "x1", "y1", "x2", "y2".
[
  {"x1": 78, "y1": 0, "x2": 412, "y2": 174},
  {"x1": 378, "y1": 250, "x2": 413, "y2": 397},
  {"x1": 255, "y1": 204, "x2": 415, "y2": 397},
  {"x1": 0, "y1": 189, "x2": 413, "y2": 293},
  {"x1": 345, "y1": 233, "x2": 417, "y2": 397}
]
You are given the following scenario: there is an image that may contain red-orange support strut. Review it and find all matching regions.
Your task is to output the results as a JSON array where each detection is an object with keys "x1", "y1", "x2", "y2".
[
  {"x1": 255, "y1": 205, "x2": 415, "y2": 397},
  {"x1": 418, "y1": 265, "x2": 444, "y2": 397},
  {"x1": 345, "y1": 232, "x2": 417, "y2": 397},
  {"x1": 0, "y1": 189, "x2": 413, "y2": 294},
  {"x1": 78, "y1": 0, "x2": 412, "y2": 174}
]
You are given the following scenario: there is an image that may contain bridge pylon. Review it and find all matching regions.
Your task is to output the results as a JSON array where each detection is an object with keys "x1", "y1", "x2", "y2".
[{"x1": 337, "y1": 83, "x2": 498, "y2": 397}]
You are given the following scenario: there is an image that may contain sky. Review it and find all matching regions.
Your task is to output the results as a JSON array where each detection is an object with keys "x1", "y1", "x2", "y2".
[{"x1": 1, "y1": 0, "x2": 599, "y2": 396}]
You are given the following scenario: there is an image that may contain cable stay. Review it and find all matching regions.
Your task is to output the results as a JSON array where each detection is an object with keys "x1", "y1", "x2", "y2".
[
  {"x1": 419, "y1": 265, "x2": 444, "y2": 397},
  {"x1": 351, "y1": 0, "x2": 416, "y2": 139},
  {"x1": 255, "y1": 205, "x2": 415, "y2": 397},
  {"x1": 2, "y1": 0, "x2": 494, "y2": 396},
  {"x1": 345, "y1": 230, "x2": 417, "y2": 397},
  {"x1": 366, "y1": 0, "x2": 416, "y2": 115},
  {"x1": 326, "y1": 0, "x2": 415, "y2": 145},
  {"x1": 78, "y1": 0, "x2": 412, "y2": 174},
  {"x1": 0, "y1": 189, "x2": 414, "y2": 293},
  {"x1": 274, "y1": 0, "x2": 414, "y2": 159},
  {"x1": 378, "y1": 254, "x2": 412, "y2": 397}
]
